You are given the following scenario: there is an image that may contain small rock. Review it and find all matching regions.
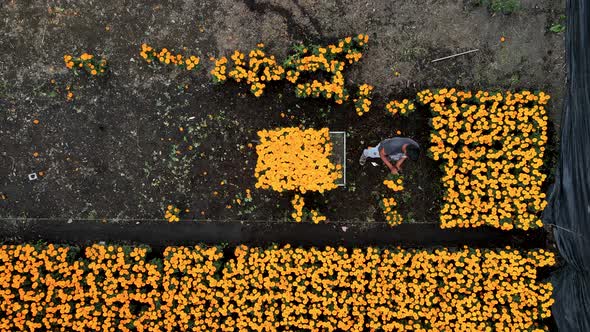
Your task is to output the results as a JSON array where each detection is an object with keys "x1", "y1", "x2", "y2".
[
  {"x1": 341, "y1": 226, "x2": 348, "y2": 232},
  {"x1": 67, "y1": 218, "x2": 73, "y2": 224}
]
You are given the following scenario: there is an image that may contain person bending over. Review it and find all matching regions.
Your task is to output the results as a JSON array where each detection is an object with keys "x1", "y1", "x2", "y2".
[{"x1": 359, "y1": 137, "x2": 420, "y2": 174}]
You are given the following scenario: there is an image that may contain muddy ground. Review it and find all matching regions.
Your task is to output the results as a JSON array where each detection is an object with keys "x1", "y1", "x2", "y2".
[{"x1": 0, "y1": 0, "x2": 565, "y2": 223}]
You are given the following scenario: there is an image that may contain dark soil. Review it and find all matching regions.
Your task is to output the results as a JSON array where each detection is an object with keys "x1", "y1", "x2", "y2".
[
  {"x1": 0, "y1": 0, "x2": 565, "y2": 225},
  {"x1": 0, "y1": 218, "x2": 550, "y2": 252}
]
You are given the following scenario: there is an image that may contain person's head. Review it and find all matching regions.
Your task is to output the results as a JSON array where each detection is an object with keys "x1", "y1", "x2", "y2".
[{"x1": 406, "y1": 145, "x2": 421, "y2": 161}]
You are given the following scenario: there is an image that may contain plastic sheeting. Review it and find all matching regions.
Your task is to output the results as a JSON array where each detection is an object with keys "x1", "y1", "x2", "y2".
[{"x1": 544, "y1": 0, "x2": 590, "y2": 330}]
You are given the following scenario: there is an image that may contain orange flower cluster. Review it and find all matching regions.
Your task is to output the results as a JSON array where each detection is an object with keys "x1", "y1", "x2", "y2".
[
  {"x1": 417, "y1": 89, "x2": 550, "y2": 230},
  {"x1": 65, "y1": 85, "x2": 74, "y2": 101},
  {"x1": 210, "y1": 56, "x2": 228, "y2": 82},
  {"x1": 290, "y1": 194, "x2": 327, "y2": 223},
  {"x1": 290, "y1": 194, "x2": 305, "y2": 222},
  {"x1": 63, "y1": 53, "x2": 107, "y2": 76},
  {"x1": 139, "y1": 43, "x2": 200, "y2": 71},
  {"x1": 0, "y1": 244, "x2": 555, "y2": 331},
  {"x1": 354, "y1": 83, "x2": 374, "y2": 116},
  {"x1": 381, "y1": 174, "x2": 405, "y2": 226},
  {"x1": 286, "y1": 34, "x2": 369, "y2": 104},
  {"x1": 254, "y1": 127, "x2": 341, "y2": 194},
  {"x1": 385, "y1": 98, "x2": 416, "y2": 116},
  {"x1": 209, "y1": 35, "x2": 368, "y2": 104},
  {"x1": 383, "y1": 174, "x2": 404, "y2": 191},
  {"x1": 221, "y1": 245, "x2": 554, "y2": 331},
  {"x1": 0, "y1": 244, "x2": 224, "y2": 331},
  {"x1": 310, "y1": 209, "x2": 327, "y2": 223},
  {"x1": 380, "y1": 197, "x2": 402, "y2": 225},
  {"x1": 210, "y1": 44, "x2": 285, "y2": 97},
  {"x1": 164, "y1": 204, "x2": 180, "y2": 222}
]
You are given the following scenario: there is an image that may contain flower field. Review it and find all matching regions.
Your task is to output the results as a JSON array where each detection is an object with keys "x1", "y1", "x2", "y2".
[
  {"x1": 418, "y1": 89, "x2": 550, "y2": 230},
  {"x1": 0, "y1": 244, "x2": 555, "y2": 331},
  {"x1": 0, "y1": 1, "x2": 571, "y2": 330}
]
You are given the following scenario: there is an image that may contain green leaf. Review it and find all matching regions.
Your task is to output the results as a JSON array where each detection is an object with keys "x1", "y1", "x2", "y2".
[{"x1": 549, "y1": 23, "x2": 566, "y2": 33}]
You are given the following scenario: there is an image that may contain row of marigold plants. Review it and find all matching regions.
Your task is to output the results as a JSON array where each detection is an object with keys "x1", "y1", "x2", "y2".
[
  {"x1": 0, "y1": 243, "x2": 554, "y2": 331},
  {"x1": 63, "y1": 38, "x2": 418, "y2": 118},
  {"x1": 417, "y1": 89, "x2": 550, "y2": 230}
]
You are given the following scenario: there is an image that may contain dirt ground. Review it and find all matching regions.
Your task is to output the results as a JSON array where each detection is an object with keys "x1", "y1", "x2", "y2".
[{"x1": 0, "y1": 0, "x2": 565, "y2": 222}]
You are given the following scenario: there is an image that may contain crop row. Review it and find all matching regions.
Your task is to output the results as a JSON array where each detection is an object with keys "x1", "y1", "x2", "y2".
[{"x1": 0, "y1": 244, "x2": 554, "y2": 331}]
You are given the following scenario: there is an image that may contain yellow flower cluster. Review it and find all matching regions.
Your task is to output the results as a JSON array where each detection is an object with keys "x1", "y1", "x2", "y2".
[
  {"x1": 417, "y1": 88, "x2": 550, "y2": 230},
  {"x1": 383, "y1": 174, "x2": 404, "y2": 191},
  {"x1": 209, "y1": 35, "x2": 368, "y2": 104},
  {"x1": 140, "y1": 43, "x2": 200, "y2": 71},
  {"x1": 224, "y1": 245, "x2": 554, "y2": 332},
  {"x1": 290, "y1": 194, "x2": 305, "y2": 222},
  {"x1": 211, "y1": 44, "x2": 285, "y2": 96},
  {"x1": 63, "y1": 53, "x2": 107, "y2": 76},
  {"x1": 385, "y1": 98, "x2": 416, "y2": 116},
  {"x1": 254, "y1": 127, "x2": 342, "y2": 194},
  {"x1": 380, "y1": 197, "x2": 403, "y2": 226},
  {"x1": 0, "y1": 244, "x2": 555, "y2": 331},
  {"x1": 381, "y1": 174, "x2": 405, "y2": 226},
  {"x1": 0, "y1": 244, "x2": 224, "y2": 331},
  {"x1": 164, "y1": 204, "x2": 180, "y2": 222},
  {"x1": 310, "y1": 209, "x2": 327, "y2": 223},
  {"x1": 353, "y1": 83, "x2": 373, "y2": 116},
  {"x1": 286, "y1": 34, "x2": 369, "y2": 104},
  {"x1": 210, "y1": 56, "x2": 227, "y2": 82},
  {"x1": 290, "y1": 194, "x2": 328, "y2": 223}
]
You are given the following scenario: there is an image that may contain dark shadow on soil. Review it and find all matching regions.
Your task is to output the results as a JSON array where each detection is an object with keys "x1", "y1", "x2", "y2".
[{"x1": 3, "y1": 219, "x2": 550, "y2": 253}]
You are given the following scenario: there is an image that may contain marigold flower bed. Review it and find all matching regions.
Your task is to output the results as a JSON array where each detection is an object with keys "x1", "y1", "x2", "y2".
[
  {"x1": 254, "y1": 127, "x2": 341, "y2": 194},
  {"x1": 418, "y1": 89, "x2": 550, "y2": 230},
  {"x1": 210, "y1": 34, "x2": 368, "y2": 105},
  {"x1": 0, "y1": 244, "x2": 554, "y2": 331}
]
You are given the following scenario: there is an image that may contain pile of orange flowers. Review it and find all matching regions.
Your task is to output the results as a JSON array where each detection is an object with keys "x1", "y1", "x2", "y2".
[
  {"x1": 210, "y1": 44, "x2": 285, "y2": 97},
  {"x1": 164, "y1": 204, "x2": 180, "y2": 222},
  {"x1": 255, "y1": 127, "x2": 341, "y2": 194},
  {"x1": 381, "y1": 174, "x2": 405, "y2": 226},
  {"x1": 0, "y1": 244, "x2": 555, "y2": 331},
  {"x1": 63, "y1": 53, "x2": 107, "y2": 76},
  {"x1": 385, "y1": 98, "x2": 416, "y2": 116},
  {"x1": 354, "y1": 83, "x2": 373, "y2": 116},
  {"x1": 418, "y1": 89, "x2": 550, "y2": 230},
  {"x1": 140, "y1": 43, "x2": 200, "y2": 71}
]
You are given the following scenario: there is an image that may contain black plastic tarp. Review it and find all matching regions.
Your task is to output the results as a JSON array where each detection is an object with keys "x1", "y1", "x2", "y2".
[{"x1": 545, "y1": 0, "x2": 590, "y2": 331}]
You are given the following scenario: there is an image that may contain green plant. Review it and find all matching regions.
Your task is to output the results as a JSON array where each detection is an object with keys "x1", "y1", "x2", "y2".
[
  {"x1": 549, "y1": 24, "x2": 565, "y2": 33},
  {"x1": 549, "y1": 17, "x2": 566, "y2": 33},
  {"x1": 480, "y1": 0, "x2": 521, "y2": 14}
]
